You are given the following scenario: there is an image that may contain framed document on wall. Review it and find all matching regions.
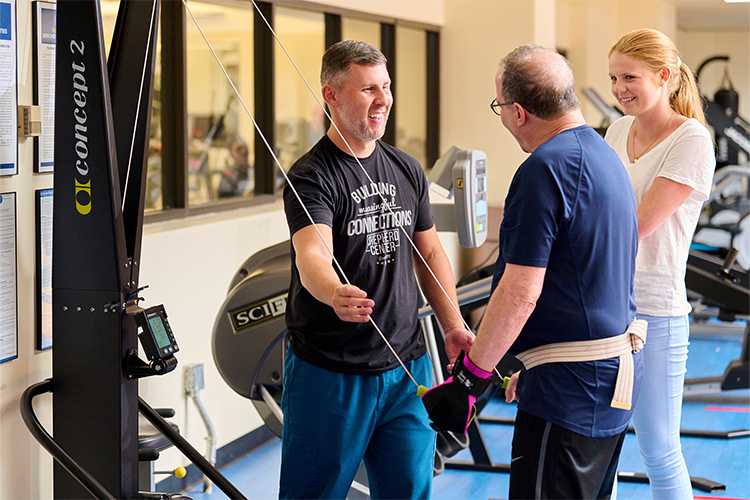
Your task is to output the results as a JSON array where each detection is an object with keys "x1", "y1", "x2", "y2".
[
  {"x1": 36, "y1": 189, "x2": 53, "y2": 350},
  {"x1": 33, "y1": 1, "x2": 55, "y2": 173},
  {"x1": 0, "y1": 192, "x2": 18, "y2": 363},
  {"x1": 0, "y1": 0, "x2": 18, "y2": 177}
]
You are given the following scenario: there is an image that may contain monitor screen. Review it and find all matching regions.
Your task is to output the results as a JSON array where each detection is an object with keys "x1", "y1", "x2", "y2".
[{"x1": 148, "y1": 316, "x2": 172, "y2": 349}]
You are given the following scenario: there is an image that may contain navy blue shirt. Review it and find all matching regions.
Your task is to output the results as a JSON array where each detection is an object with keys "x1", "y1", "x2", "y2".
[{"x1": 492, "y1": 125, "x2": 641, "y2": 437}]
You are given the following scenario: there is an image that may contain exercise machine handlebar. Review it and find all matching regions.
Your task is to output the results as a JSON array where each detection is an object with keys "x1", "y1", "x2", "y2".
[
  {"x1": 22, "y1": 378, "x2": 247, "y2": 500},
  {"x1": 137, "y1": 398, "x2": 248, "y2": 500},
  {"x1": 418, "y1": 276, "x2": 493, "y2": 320},
  {"x1": 20, "y1": 379, "x2": 117, "y2": 500}
]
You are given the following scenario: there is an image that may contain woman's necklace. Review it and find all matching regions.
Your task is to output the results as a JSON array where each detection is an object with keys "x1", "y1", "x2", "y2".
[{"x1": 631, "y1": 113, "x2": 674, "y2": 163}]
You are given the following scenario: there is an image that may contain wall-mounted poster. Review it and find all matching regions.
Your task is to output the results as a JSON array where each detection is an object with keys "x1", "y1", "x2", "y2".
[
  {"x1": 0, "y1": 0, "x2": 17, "y2": 177},
  {"x1": 0, "y1": 192, "x2": 18, "y2": 363},
  {"x1": 33, "y1": 2, "x2": 55, "y2": 173},
  {"x1": 36, "y1": 189, "x2": 52, "y2": 350}
]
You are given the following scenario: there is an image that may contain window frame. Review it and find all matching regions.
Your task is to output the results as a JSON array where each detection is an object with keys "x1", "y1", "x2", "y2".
[{"x1": 145, "y1": 0, "x2": 440, "y2": 224}]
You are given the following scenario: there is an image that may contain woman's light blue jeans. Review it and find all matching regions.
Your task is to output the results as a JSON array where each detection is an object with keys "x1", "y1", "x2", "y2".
[{"x1": 631, "y1": 313, "x2": 692, "y2": 499}]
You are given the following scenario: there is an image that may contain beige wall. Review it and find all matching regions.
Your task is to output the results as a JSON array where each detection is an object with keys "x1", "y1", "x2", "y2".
[
  {"x1": 311, "y1": 0, "x2": 445, "y2": 25},
  {"x1": 1, "y1": 0, "x2": 747, "y2": 498},
  {"x1": 677, "y1": 29, "x2": 750, "y2": 126},
  {"x1": 441, "y1": 0, "x2": 536, "y2": 208}
]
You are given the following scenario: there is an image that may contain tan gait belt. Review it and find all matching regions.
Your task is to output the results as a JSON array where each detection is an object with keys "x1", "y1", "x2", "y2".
[{"x1": 515, "y1": 319, "x2": 648, "y2": 410}]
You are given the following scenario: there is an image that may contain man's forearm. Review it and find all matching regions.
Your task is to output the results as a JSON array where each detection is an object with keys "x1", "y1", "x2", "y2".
[
  {"x1": 297, "y1": 253, "x2": 342, "y2": 306},
  {"x1": 292, "y1": 224, "x2": 340, "y2": 306},
  {"x1": 468, "y1": 264, "x2": 545, "y2": 372}
]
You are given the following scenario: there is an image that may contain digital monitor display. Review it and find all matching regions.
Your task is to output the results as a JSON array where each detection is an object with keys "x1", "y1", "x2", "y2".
[
  {"x1": 148, "y1": 316, "x2": 172, "y2": 349},
  {"x1": 476, "y1": 199, "x2": 487, "y2": 217}
]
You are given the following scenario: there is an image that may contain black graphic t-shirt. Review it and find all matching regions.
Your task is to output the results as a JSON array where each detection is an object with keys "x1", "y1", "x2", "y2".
[{"x1": 283, "y1": 135, "x2": 434, "y2": 375}]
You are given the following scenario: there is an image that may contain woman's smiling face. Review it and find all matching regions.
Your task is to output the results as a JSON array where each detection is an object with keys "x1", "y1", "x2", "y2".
[{"x1": 609, "y1": 51, "x2": 666, "y2": 117}]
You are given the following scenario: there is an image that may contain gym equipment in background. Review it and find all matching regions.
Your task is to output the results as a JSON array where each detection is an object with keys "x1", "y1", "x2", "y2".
[
  {"x1": 697, "y1": 56, "x2": 750, "y2": 171},
  {"x1": 692, "y1": 56, "x2": 749, "y2": 266},
  {"x1": 685, "y1": 248, "x2": 749, "y2": 398}
]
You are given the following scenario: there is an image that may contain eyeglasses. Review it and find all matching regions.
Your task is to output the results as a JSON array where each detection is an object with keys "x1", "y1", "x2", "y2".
[{"x1": 490, "y1": 98, "x2": 515, "y2": 116}]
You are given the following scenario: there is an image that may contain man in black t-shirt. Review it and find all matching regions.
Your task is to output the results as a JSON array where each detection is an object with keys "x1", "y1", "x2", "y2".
[{"x1": 280, "y1": 40, "x2": 472, "y2": 499}]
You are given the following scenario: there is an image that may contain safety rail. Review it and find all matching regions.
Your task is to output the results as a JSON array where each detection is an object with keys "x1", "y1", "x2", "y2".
[
  {"x1": 138, "y1": 398, "x2": 247, "y2": 499},
  {"x1": 418, "y1": 276, "x2": 493, "y2": 320},
  {"x1": 21, "y1": 378, "x2": 248, "y2": 500},
  {"x1": 21, "y1": 379, "x2": 117, "y2": 500}
]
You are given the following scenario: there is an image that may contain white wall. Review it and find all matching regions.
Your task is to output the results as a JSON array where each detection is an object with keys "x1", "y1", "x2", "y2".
[
  {"x1": 441, "y1": 0, "x2": 537, "y2": 207},
  {"x1": 138, "y1": 205, "x2": 290, "y2": 468},
  {"x1": 0, "y1": 1, "x2": 54, "y2": 498}
]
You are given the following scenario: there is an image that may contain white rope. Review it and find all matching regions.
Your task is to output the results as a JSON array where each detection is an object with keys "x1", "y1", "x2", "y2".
[
  {"x1": 183, "y1": 0, "x2": 501, "y2": 383},
  {"x1": 121, "y1": 0, "x2": 158, "y2": 214},
  {"x1": 182, "y1": 0, "x2": 420, "y2": 387},
  {"x1": 249, "y1": 1, "x2": 479, "y2": 341}
]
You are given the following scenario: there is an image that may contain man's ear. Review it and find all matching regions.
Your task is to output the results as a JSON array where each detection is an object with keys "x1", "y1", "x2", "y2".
[
  {"x1": 513, "y1": 102, "x2": 527, "y2": 127},
  {"x1": 322, "y1": 84, "x2": 338, "y2": 108}
]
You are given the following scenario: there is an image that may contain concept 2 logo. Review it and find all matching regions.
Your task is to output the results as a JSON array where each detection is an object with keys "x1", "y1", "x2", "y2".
[{"x1": 70, "y1": 39, "x2": 91, "y2": 215}]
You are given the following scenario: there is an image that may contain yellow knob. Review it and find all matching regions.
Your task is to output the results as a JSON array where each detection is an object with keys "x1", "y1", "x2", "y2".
[{"x1": 174, "y1": 467, "x2": 187, "y2": 478}]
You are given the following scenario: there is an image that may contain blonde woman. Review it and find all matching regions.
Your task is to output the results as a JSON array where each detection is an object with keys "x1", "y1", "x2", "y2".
[{"x1": 606, "y1": 29, "x2": 716, "y2": 499}]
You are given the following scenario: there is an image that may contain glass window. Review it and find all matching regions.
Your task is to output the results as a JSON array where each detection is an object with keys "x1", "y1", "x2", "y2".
[
  {"x1": 186, "y1": 1, "x2": 255, "y2": 205},
  {"x1": 395, "y1": 26, "x2": 427, "y2": 169},
  {"x1": 100, "y1": 3, "x2": 437, "y2": 217},
  {"x1": 274, "y1": 7, "x2": 326, "y2": 190},
  {"x1": 342, "y1": 17, "x2": 380, "y2": 49},
  {"x1": 101, "y1": 0, "x2": 163, "y2": 211}
]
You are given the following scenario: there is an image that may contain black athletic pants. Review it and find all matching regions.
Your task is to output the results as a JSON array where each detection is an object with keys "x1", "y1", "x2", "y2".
[{"x1": 509, "y1": 410, "x2": 626, "y2": 500}]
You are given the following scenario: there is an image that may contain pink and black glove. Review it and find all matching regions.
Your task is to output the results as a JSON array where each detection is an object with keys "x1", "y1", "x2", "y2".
[{"x1": 420, "y1": 351, "x2": 493, "y2": 434}]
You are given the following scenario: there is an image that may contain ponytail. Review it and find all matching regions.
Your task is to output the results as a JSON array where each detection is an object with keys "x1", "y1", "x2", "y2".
[{"x1": 670, "y1": 62, "x2": 706, "y2": 126}]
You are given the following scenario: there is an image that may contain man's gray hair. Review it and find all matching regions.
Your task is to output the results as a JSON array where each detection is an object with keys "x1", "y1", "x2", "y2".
[
  {"x1": 320, "y1": 40, "x2": 387, "y2": 87},
  {"x1": 500, "y1": 44, "x2": 580, "y2": 120}
]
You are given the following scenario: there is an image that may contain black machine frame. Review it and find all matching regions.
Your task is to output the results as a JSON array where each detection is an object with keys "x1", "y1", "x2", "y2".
[
  {"x1": 51, "y1": 2, "x2": 158, "y2": 496},
  {"x1": 19, "y1": 2, "x2": 245, "y2": 499}
]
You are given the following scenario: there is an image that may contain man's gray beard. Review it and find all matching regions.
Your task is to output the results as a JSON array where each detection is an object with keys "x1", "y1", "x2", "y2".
[{"x1": 338, "y1": 106, "x2": 389, "y2": 143}]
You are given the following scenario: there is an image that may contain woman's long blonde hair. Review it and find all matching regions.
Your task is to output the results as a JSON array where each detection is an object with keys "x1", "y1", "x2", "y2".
[{"x1": 610, "y1": 29, "x2": 706, "y2": 126}]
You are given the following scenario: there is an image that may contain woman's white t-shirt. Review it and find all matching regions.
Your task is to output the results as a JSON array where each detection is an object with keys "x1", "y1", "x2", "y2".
[{"x1": 605, "y1": 116, "x2": 715, "y2": 317}]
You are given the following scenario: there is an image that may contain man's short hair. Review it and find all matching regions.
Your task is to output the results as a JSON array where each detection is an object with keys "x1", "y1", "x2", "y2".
[
  {"x1": 320, "y1": 40, "x2": 387, "y2": 87},
  {"x1": 500, "y1": 45, "x2": 580, "y2": 120}
]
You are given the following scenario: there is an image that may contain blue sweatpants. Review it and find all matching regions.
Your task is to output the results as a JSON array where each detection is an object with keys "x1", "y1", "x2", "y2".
[{"x1": 279, "y1": 349, "x2": 436, "y2": 500}]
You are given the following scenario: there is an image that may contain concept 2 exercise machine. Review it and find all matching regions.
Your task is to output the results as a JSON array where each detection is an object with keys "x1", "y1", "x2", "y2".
[{"x1": 20, "y1": 2, "x2": 245, "y2": 499}]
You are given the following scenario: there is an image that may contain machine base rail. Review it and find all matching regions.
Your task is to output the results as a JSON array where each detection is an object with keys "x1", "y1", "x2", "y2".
[
  {"x1": 446, "y1": 456, "x2": 725, "y2": 492},
  {"x1": 138, "y1": 398, "x2": 247, "y2": 499},
  {"x1": 444, "y1": 461, "x2": 510, "y2": 473},
  {"x1": 21, "y1": 379, "x2": 117, "y2": 500},
  {"x1": 617, "y1": 472, "x2": 726, "y2": 493},
  {"x1": 21, "y1": 378, "x2": 244, "y2": 499},
  {"x1": 478, "y1": 415, "x2": 750, "y2": 440},
  {"x1": 474, "y1": 416, "x2": 726, "y2": 492}
]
